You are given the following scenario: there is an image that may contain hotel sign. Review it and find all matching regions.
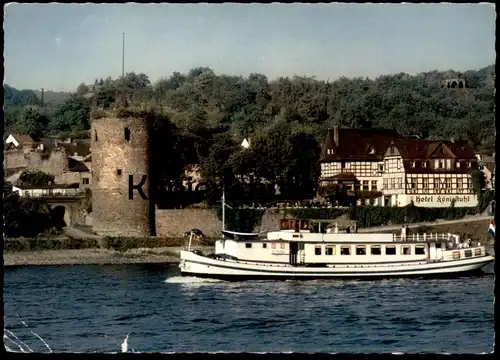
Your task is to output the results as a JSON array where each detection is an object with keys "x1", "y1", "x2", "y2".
[{"x1": 410, "y1": 195, "x2": 478, "y2": 208}]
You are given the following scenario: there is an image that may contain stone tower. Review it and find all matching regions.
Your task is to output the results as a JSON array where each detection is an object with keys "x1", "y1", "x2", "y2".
[{"x1": 91, "y1": 111, "x2": 155, "y2": 237}]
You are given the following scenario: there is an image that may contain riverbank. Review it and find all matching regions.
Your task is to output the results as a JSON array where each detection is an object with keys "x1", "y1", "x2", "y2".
[{"x1": 3, "y1": 246, "x2": 213, "y2": 267}]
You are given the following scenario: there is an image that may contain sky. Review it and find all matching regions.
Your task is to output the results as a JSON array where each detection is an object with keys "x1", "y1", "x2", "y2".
[{"x1": 3, "y1": 3, "x2": 496, "y2": 92}]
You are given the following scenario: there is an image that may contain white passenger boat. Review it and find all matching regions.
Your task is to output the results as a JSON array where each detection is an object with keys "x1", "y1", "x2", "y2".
[
  {"x1": 179, "y1": 217, "x2": 494, "y2": 281},
  {"x1": 179, "y1": 192, "x2": 494, "y2": 280}
]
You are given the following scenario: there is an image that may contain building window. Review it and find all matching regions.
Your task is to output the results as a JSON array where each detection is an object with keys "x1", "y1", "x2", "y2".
[
  {"x1": 325, "y1": 246, "x2": 336, "y2": 256},
  {"x1": 411, "y1": 161, "x2": 416, "y2": 168},
  {"x1": 385, "y1": 246, "x2": 396, "y2": 255},
  {"x1": 116, "y1": 169, "x2": 122, "y2": 176},
  {"x1": 371, "y1": 180, "x2": 377, "y2": 191},
  {"x1": 245, "y1": 243, "x2": 252, "y2": 248},
  {"x1": 370, "y1": 246, "x2": 381, "y2": 255},
  {"x1": 397, "y1": 159, "x2": 401, "y2": 169},
  {"x1": 378, "y1": 164, "x2": 384, "y2": 172},
  {"x1": 82, "y1": 178, "x2": 90, "y2": 185},
  {"x1": 340, "y1": 246, "x2": 351, "y2": 255},
  {"x1": 438, "y1": 160, "x2": 444, "y2": 169},
  {"x1": 423, "y1": 178, "x2": 429, "y2": 191},
  {"x1": 315, "y1": 246, "x2": 322, "y2": 255},
  {"x1": 401, "y1": 246, "x2": 411, "y2": 255},
  {"x1": 467, "y1": 162, "x2": 472, "y2": 168},
  {"x1": 262, "y1": 243, "x2": 267, "y2": 249},
  {"x1": 341, "y1": 161, "x2": 345, "y2": 169},
  {"x1": 356, "y1": 245, "x2": 366, "y2": 255},
  {"x1": 124, "y1": 127, "x2": 131, "y2": 142},
  {"x1": 415, "y1": 246, "x2": 425, "y2": 255},
  {"x1": 422, "y1": 161, "x2": 427, "y2": 168},
  {"x1": 455, "y1": 161, "x2": 460, "y2": 168},
  {"x1": 362, "y1": 180, "x2": 369, "y2": 191}
]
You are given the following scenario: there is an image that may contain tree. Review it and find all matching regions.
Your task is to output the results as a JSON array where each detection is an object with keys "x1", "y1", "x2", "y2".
[
  {"x1": 49, "y1": 95, "x2": 91, "y2": 134},
  {"x1": 3, "y1": 185, "x2": 55, "y2": 238},
  {"x1": 18, "y1": 170, "x2": 55, "y2": 187}
]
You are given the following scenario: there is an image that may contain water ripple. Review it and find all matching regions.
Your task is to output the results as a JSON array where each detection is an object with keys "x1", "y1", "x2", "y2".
[{"x1": 4, "y1": 263, "x2": 494, "y2": 353}]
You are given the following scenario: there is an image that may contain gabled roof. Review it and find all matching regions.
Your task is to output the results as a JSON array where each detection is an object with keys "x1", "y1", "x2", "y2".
[
  {"x1": 8, "y1": 134, "x2": 35, "y2": 145},
  {"x1": 68, "y1": 158, "x2": 90, "y2": 172},
  {"x1": 387, "y1": 139, "x2": 477, "y2": 174},
  {"x1": 386, "y1": 139, "x2": 476, "y2": 160},
  {"x1": 59, "y1": 141, "x2": 91, "y2": 157},
  {"x1": 320, "y1": 128, "x2": 402, "y2": 162}
]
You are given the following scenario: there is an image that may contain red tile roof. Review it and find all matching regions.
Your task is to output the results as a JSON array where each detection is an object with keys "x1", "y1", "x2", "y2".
[
  {"x1": 320, "y1": 127, "x2": 402, "y2": 162},
  {"x1": 387, "y1": 139, "x2": 478, "y2": 174}
]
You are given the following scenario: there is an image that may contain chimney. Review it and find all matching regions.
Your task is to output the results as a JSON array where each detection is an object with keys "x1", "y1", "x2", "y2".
[{"x1": 333, "y1": 126, "x2": 339, "y2": 146}]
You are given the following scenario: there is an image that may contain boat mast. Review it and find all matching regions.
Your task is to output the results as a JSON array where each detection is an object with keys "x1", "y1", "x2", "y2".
[{"x1": 222, "y1": 189, "x2": 225, "y2": 232}]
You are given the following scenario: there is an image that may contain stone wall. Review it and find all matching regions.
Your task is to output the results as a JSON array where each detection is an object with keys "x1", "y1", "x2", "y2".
[
  {"x1": 155, "y1": 208, "x2": 222, "y2": 237},
  {"x1": 155, "y1": 208, "x2": 298, "y2": 237},
  {"x1": 4, "y1": 149, "x2": 69, "y2": 177},
  {"x1": 91, "y1": 115, "x2": 154, "y2": 237}
]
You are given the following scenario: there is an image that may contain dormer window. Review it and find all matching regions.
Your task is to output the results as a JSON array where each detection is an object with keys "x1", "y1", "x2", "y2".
[
  {"x1": 455, "y1": 161, "x2": 460, "y2": 168},
  {"x1": 411, "y1": 161, "x2": 416, "y2": 168},
  {"x1": 467, "y1": 161, "x2": 472, "y2": 168},
  {"x1": 422, "y1": 161, "x2": 427, "y2": 168},
  {"x1": 438, "y1": 160, "x2": 444, "y2": 169},
  {"x1": 369, "y1": 147, "x2": 375, "y2": 155}
]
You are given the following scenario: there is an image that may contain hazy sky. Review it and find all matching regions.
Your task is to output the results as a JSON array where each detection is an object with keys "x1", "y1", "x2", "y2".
[{"x1": 4, "y1": 3, "x2": 496, "y2": 92}]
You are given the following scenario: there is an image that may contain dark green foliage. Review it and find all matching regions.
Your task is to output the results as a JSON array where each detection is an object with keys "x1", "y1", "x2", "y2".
[
  {"x1": 3, "y1": 65, "x2": 495, "y2": 207},
  {"x1": 18, "y1": 169, "x2": 55, "y2": 186},
  {"x1": 215, "y1": 207, "x2": 265, "y2": 233},
  {"x1": 3, "y1": 186, "x2": 58, "y2": 238},
  {"x1": 471, "y1": 169, "x2": 487, "y2": 193}
]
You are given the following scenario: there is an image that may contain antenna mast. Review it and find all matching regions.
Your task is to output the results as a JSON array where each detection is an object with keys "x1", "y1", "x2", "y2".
[{"x1": 122, "y1": 32, "x2": 125, "y2": 81}]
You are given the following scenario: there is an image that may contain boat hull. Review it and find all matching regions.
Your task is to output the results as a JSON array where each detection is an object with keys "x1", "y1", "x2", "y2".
[{"x1": 179, "y1": 251, "x2": 494, "y2": 281}]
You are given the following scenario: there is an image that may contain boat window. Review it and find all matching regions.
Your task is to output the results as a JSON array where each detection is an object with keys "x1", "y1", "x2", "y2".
[
  {"x1": 474, "y1": 248, "x2": 481, "y2": 256},
  {"x1": 452, "y1": 251, "x2": 460, "y2": 259},
  {"x1": 385, "y1": 246, "x2": 396, "y2": 255},
  {"x1": 281, "y1": 243, "x2": 286, "y2": 249},
  {"x1": 272, "y1": 243, "x2": 276, "y2": 249},
  {"x1": 262, "y1": 243, "x2": 267, "y2": 249},
  {"x1": 325, "y1": 245, "x2": 336, "y2": 256},
  {"x1": 245, "y1": 243, "x2": 252, "y2": 248},
  {"x1": 464, "y1": 249, "x2": 472, "y2": 258},
  {"x1": 315, "y1": 246, "x2": 322, "y2": 255},
  {"x1": 415, "y1": 246, "x2": 425, "y2": 255},
  {"x1": 401, "y1": 246, "x2": 411, "y2": 255},
  {"x1": 340, "y1": 246, "x2": 351, "y2": 255},
  {"x1": 356, "y1": 245, "x2": 366, "y2": 255},
  {"x1": 370, "y1": 245, "x2": 381, "y2": 255}
]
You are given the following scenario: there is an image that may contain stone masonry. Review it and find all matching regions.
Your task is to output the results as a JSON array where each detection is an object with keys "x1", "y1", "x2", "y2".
[{"x1": 91, "y1": 114, "x2": 154, "y2": 237}]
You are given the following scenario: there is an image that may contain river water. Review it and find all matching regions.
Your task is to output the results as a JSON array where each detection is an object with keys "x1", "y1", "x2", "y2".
[{"x1": 3, "y1": 263, "x2": 494, "y2": 354}]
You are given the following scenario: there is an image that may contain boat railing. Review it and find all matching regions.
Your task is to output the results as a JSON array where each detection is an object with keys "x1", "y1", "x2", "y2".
[{"x1": 392, "y1": 232, "x2": 455, "y2": 243}]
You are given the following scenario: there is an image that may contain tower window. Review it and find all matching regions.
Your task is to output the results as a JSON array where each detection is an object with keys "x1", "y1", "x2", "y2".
[
  {"x1": 117, "y1": 169, "x2": 122, "y2": 176},
  {"x1": 124, "y1": 127, "x2": 131, "y2": 142},
  {"x1": 94, "y1": 130, "x2": 98, "y2": 141}
]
